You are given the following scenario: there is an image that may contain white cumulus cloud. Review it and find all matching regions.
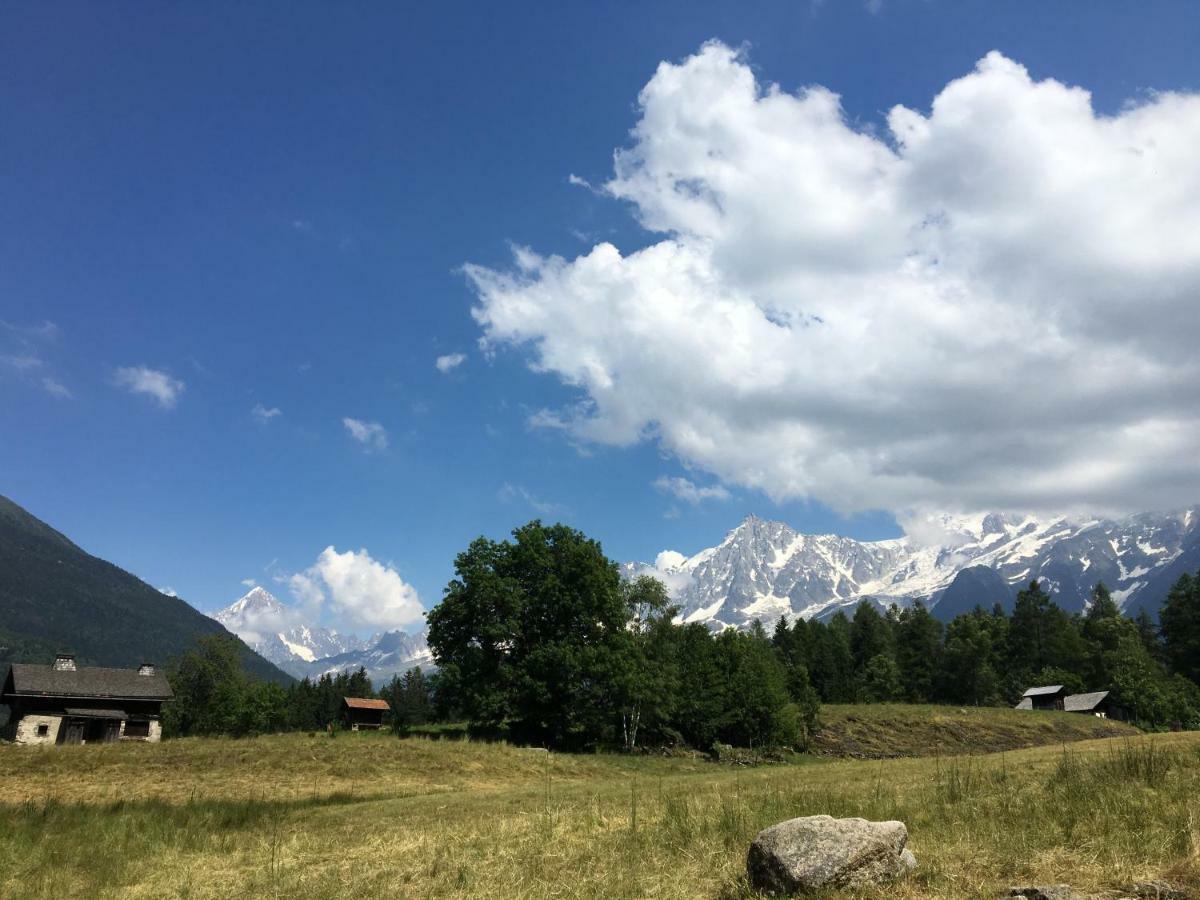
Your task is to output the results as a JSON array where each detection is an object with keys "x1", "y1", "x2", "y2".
[
  {"x1": 114, "y1": 365, "x2": 185, "y2": 408},
  {"x1": 288, "y1": 546, "x2": 424, "y2": 631},
  {"x1": 653, "y1": 475, "x2": 731, "y2": 504},
  {"x1": 466, "y1": 43, "x2": 1200, "y2": 517},
  {"x1": 435, "y1": 352, "x2": 467, "y2": 373},
  {"x1": 342, "y1": 417, "x2": 388, "y2": 451}
]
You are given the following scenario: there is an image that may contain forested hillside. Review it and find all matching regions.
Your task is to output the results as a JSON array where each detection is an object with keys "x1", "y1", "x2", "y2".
[{"x1": 0, "y1": 494, "x2": 289, "y2": 684}]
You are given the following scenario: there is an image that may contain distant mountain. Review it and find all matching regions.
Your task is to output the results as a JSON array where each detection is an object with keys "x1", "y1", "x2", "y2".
[
  {"x1": 302, "y1": 629, "x2": 432, "y2": 682},
  {"x1": 212, "y1": 587, "x2": 430, "y2": 682},
  {"x1": 626, "y1": 509, "x2": 1200, "y2": 628},
  {"x1": 0, "y1": 494, "x2": 291, "y2": 684},
  {"x1": 214, "y1": 587, "x2": 363, "y2": 670}
]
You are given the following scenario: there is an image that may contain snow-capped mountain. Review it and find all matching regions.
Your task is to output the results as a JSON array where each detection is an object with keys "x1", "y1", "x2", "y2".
[
  {"x1": 213, "y1": 587, "x2": 364, "y2": 672},
  {"x1": 303, "y1": 629, "x2": 433, "y2": 682},
  {"x1": 626, "y1": 508, "x2": 1200, "y2": 628},
  {"x1": 212, "y1": 586, "x2": 431, "y2": 681}
]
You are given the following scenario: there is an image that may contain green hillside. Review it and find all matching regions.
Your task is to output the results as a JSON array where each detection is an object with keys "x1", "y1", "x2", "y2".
[
  {"x1": 811, "y1": 703, "x2": 1139, "y2": 758},
  {"x1": 0, "y1": 494, "x2": 289, "y2": 684}
]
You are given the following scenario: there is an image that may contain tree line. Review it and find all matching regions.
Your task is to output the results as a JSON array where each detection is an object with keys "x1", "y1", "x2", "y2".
[
  {"x1": 774, "y1": 578, "x2": 1200, "y2": 728},
  {"x1": 162, "y1": 633, "x2": 434, "y2": 738},
  {"x1": 162, "y1": 520, "x2": 1200, "y2": 747}
]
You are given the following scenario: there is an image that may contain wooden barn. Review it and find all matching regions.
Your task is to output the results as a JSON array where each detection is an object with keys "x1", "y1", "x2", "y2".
[
  {"x1": 1063, "y1": 690, "x2": 1125, "y2": 720},
  {"x1": 1014, "y1": 684, "x2": 1066, "y2": 711},
  {"x1": 342, "y1": 697, "x2": 390, "y2": 731},
  {"x1": 1, "y1": 654, "x2": 172, "y2": 745}
]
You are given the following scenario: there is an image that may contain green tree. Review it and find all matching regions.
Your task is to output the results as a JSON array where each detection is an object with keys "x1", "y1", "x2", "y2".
[
  {"x1": 618, "y1": 575, "x2": 680, "y2": 749},
  {"x1": 862, "y1": 653, "x2": 903, "y2": 702},
  {"x1": 427, "y1": 521, "x2": 634, "y2": 749},
  {"x1": 1161, "y1": 571, "x2": 1200, "y2": 684},
  {"x1": 716, "y1": 629, "x2": 796, "y2": 748},
  {"x1": 162, "y1": 634, "x2": 249, "y2": 737},
  {"x1": 672, "y1": 623, "x2": 728, "y2": 749},
  {"x1": 383, "y1": 667, "x2": 432, "y2": 733},
  {"x1": 939, "y1": 608, "x2": 1006, "y2": 705},
  {"x1": 894, "y1": 601, "x2": 943, "y2": 702}
]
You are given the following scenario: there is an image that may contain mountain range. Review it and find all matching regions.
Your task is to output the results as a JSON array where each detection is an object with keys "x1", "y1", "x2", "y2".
[
  {"x1": 627, "y1": 508, "x2": 1200, "y2": 628},
  {"x1": 0, "y1": 494, "x2": 290, "y2": 683},
  {"x1": 212, "y1": 586, "x2": 431, "y2": 681}
]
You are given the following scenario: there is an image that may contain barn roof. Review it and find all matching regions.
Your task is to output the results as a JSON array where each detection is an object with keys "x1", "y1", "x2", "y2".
[
  {"x1": 343, "y1": 697, "x2": 390, "y2": 711},
  {"x1": 1064, "y1": 691, "x2": 1110, "y2": 711},
  {"x1": 1022, "y1": 685, "x2": 1065, "y2": 697},
  {"x1": 3, "y1": 663, "x2": 173, "y2": 701}
]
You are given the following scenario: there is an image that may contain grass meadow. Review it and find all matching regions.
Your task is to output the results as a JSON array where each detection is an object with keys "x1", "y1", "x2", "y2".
[{"x1": 0, "y1": 709, "x2": 1196, "y2": 899}]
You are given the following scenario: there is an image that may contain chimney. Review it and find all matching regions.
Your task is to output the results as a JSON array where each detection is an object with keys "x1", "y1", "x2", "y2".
[
  {"x1": 53, "y1": 654, "x2": 77, "y2": 672},
  {"x1": 138, "y1": 663, "x2": 155, "y2": 676}
]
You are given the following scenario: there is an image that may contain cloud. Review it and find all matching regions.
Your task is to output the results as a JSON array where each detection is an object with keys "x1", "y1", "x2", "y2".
[
  {"x1": 342, "y1": 417, "x2": 388, "y2": 450},
  {"x1": 158, "y1": 586, "x2": 178, "y2": 598},
  {"x1": 288, "y1": 546, "x2": 424, "y2": 631},
  {"x1": 0, "y1": 320, "x2": 58, "y2": 339},
  {"x1": 467, "y1": 43, "x2": 1200, "y2": 517},
  {"x1": 252, "y1": 403, "x2": 282, "y2": 424},
  {"x1": 114, "y1": 366, "x2": 184, "y2": 408},
  {"x1": 497, "y1": 482, "x2": 566, "y2": 516},
  {"x1": 653, "y1": 475, "x2": 731, "y2": 504},
  {"x1": 435, "y1": 352, "x2": 467, "y2": 373},
  {"x1": 41, "y1": 377, "x2": 71, "y2": 399},
  {"x1": 240, "y1": 578, "x2": 257, "y2": 588},
  {"x1": 1, "y1": 353, "x2": 42, "y2": 371}
]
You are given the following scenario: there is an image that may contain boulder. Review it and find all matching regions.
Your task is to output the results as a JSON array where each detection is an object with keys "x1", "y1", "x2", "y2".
[{"x1": 746, "y1": 814, "x2": 915, "y2": 894}]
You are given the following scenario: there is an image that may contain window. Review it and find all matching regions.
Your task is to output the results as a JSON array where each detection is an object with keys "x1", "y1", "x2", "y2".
[
  {"x1": 124, "y1": 720, "x2": 151, "y2": 738},
  {"x1": 36, "y1": 724, "x2": 49, "y2": 737}
]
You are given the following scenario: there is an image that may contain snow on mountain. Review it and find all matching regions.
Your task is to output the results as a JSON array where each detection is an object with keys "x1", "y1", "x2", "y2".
[
  {"x1": 213, "y1": 587, "x2": 364, "y2": 674},
  {"x1": 626, "y1": 508, "x2": 1200, "y2": 628},
  {"x1": 307, "y1": 630, "x2": 433, "y2": 682},
  {"x1": 212, "y1": 586, "x2": 430, "y2": 681}
]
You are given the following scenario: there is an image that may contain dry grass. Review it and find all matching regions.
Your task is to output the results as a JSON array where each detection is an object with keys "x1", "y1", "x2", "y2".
[
  {"x1": 1, "y1": 725, "x2": 1198, "y2": 899},
  {"x1": 812, "y1": 704, "x2": 1140, "y2": 758}
]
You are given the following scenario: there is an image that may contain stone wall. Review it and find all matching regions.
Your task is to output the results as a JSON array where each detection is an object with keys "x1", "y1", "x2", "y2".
[{"x1": 13, "y1": 714, "x2": 63, "y2": 745}]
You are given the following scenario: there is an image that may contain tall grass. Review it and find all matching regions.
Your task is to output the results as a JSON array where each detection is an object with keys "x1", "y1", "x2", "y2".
[{"x1": 1, "y1": 730, "x2": 1197, "y2": 898}]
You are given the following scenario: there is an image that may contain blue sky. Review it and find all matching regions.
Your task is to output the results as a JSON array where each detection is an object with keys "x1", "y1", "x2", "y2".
[{"x1": 3, "y1": 2, "x2": 1199, "y2": 634}]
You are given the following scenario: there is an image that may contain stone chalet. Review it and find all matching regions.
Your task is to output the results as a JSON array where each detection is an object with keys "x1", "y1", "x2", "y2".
[{"x1": 1, "y1": 654, "x2": 173, "y2": 745}]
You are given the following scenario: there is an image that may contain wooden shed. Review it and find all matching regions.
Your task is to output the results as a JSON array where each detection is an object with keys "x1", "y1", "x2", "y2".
[
  {"x1": 342, "y1": 697, "x2": 390, "y2": 731},
  {"x1": 1063, "y1": 690, "x2": 1124, "y2": 720},
  {"x1": 0, "y1": 654, "x2": 172, "y2": 745},
  {"x1": 1014, "y1": 685, "x2": 1066, "y2": 711}
]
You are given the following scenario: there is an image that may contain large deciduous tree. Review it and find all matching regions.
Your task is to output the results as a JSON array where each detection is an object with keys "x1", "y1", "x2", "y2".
[{"x1": 426, "y1": 521, "x2": 634, "y2": 749}]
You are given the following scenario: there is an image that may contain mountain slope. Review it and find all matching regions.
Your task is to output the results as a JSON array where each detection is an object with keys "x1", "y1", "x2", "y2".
[
  {"x1": 0, "y1": 494, "x2": 291, "y2": 684},
  {"x1": 628, "y1": 508, "x2": 1200, "y2": 628}
]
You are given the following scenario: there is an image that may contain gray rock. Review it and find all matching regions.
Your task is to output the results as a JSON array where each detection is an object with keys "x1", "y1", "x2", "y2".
[
  {"x1": 1008, "y1": 887, "x2": 1089, "y2": 900},
  {"x1": 746, "y1": 814, "x2": 913, "y2": 894},
  {"x1": 1126, "y1": 883, "x2": 1186, "y2": 900}
]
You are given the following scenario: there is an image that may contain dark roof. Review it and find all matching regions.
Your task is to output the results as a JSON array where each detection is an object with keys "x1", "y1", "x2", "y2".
[
  {"x1": 343, "y1": 697, "x2": 390, "y2": 711},
  {"x1": 3, "y1": 663, "x2": 173, "y2": 701},
  {"x1": 1022, "y1": 685, "x2": 1065, "y2": 697},
  {"x1": 63, "y1": 708, "x2": 129, "y2": 720},
  {"x1": 1064, "y1": 691, "x2": 1110, "y2": 712}
]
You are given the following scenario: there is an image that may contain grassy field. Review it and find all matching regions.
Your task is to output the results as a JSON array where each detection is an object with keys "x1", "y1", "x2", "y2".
[
  {"x1": 812, "y1": 704, "x2": 1139, "y2": 758},
  {"x1": 1, "y1": 712, "x2": 1197, "y2": 899}
]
